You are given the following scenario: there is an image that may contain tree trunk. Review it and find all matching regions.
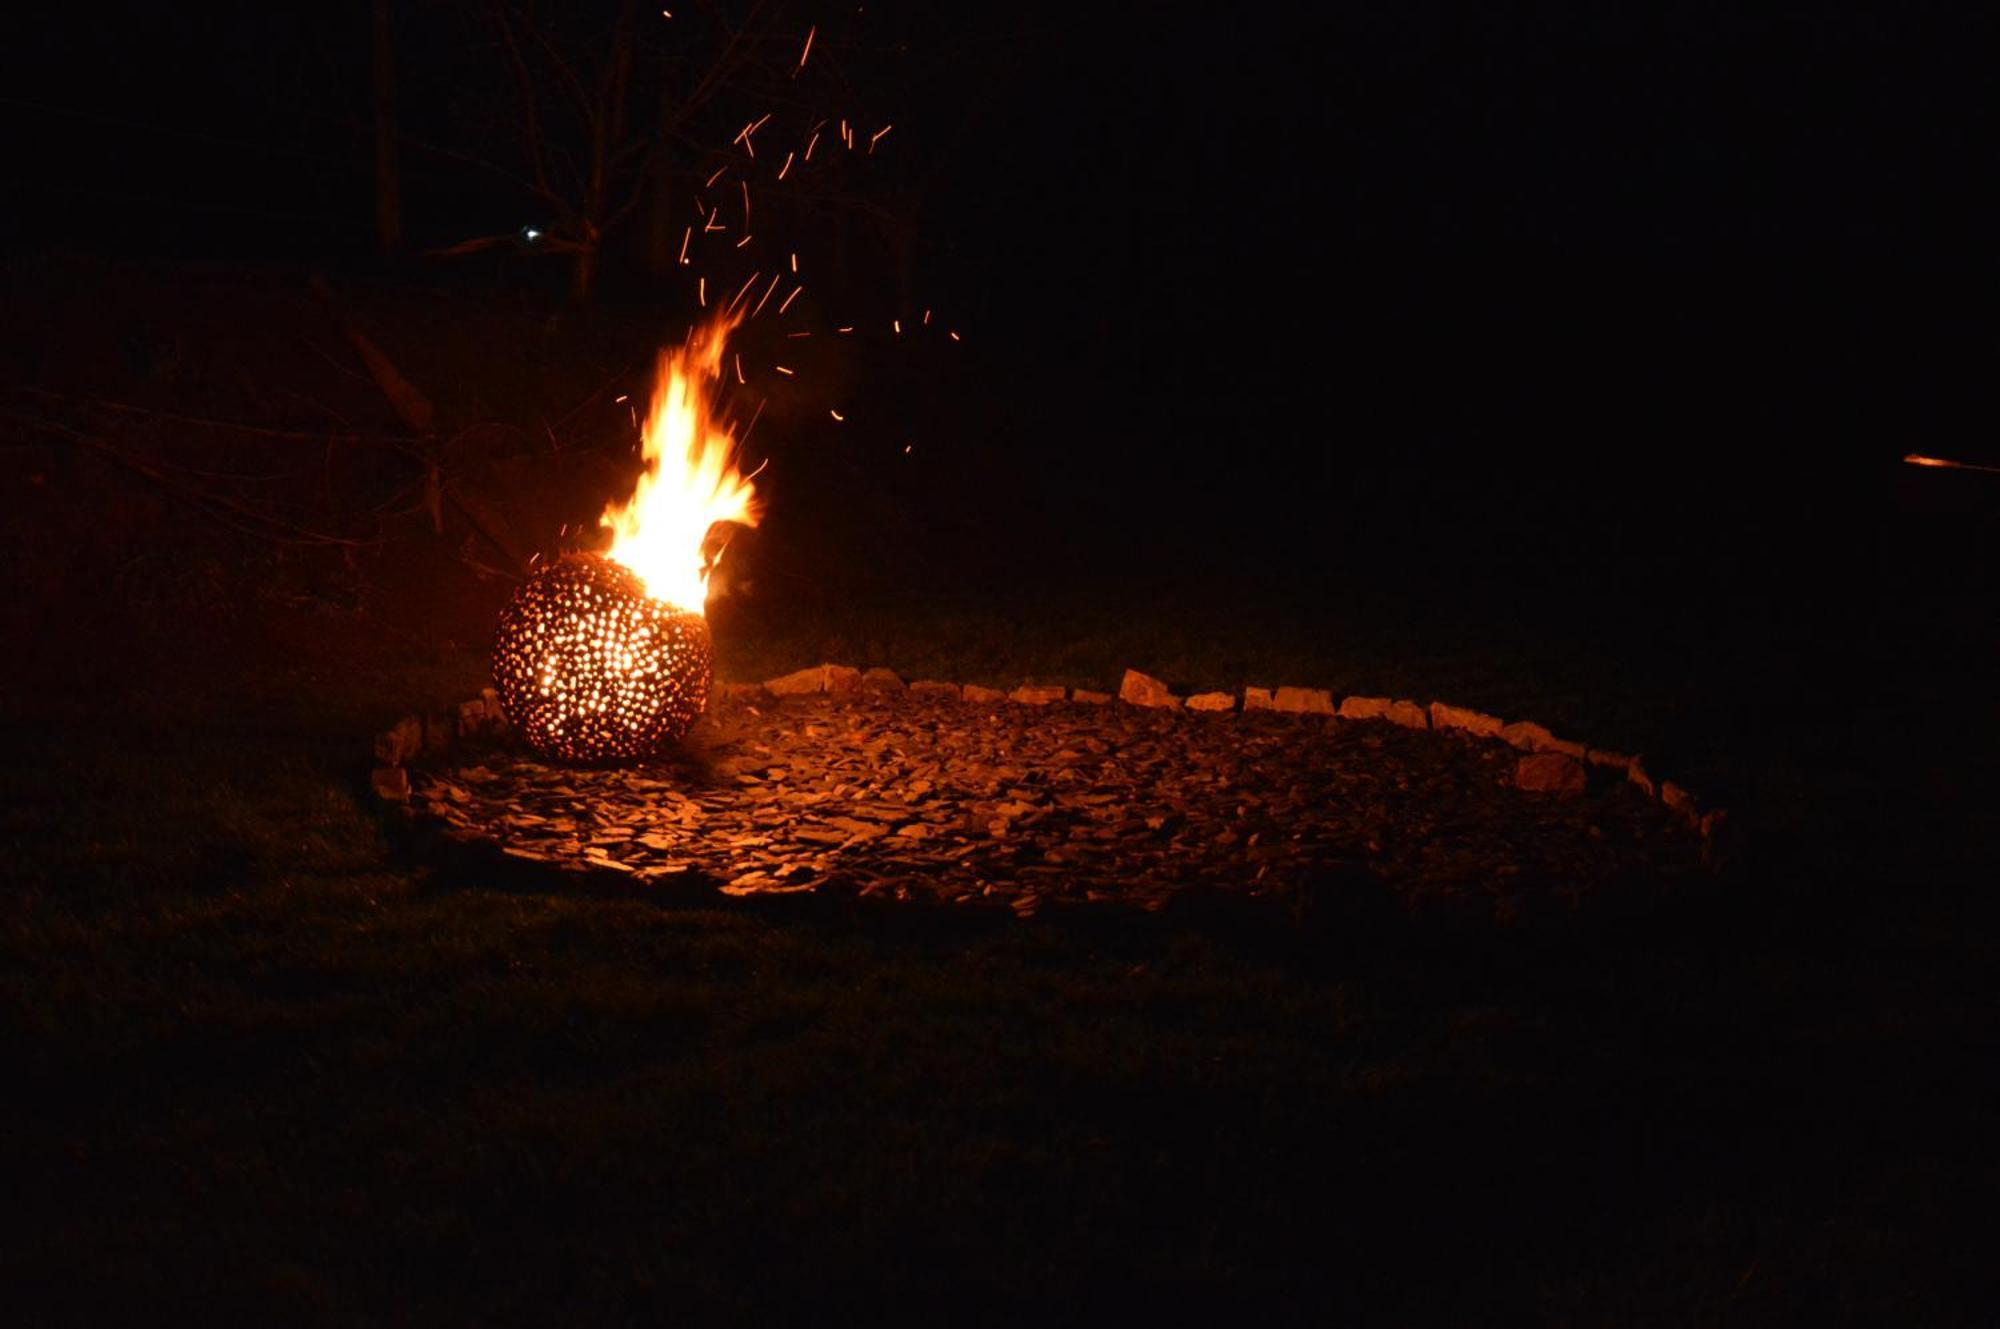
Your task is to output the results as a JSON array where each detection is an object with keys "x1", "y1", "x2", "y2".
[
  {"x1": 370, "y1": 0, "x2": 403, "y2": 255},
  {"x1": 571, "y1": 239, "x2": 599, "y2": 303},
  {"x1": 573, "y1": 0, "x2": 637, "y2": 302}
]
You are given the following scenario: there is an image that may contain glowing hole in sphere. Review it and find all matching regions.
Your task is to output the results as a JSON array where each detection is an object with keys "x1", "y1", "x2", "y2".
[{"x1": 492, "y1": 554, "x2": 712, "y2": 762}]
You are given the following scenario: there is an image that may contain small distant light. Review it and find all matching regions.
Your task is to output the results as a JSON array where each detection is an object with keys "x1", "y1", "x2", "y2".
[
  {"x1": 830, "y1": 409, "x2": 844, "y2": 421},
  {"x1": 523, "y1": 227, "x2": 542, "y2": 242},
  {"x1": 902, "y1": 444, "x2": 912, "y2": 454}
]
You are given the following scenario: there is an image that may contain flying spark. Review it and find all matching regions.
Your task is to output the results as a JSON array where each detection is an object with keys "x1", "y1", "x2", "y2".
[
  {"x1": 1905, "y1": 453, "x2": 2000, "y2": 474},
  {"x1": 796, "y1": 24, "x2": 815, "y2": 72},
  {"x1": 778, "y1": 285, "x2": 802, "y2": 314},
  {"x1": 734, "y1": 113, "x2": 771, "y2": 157}
]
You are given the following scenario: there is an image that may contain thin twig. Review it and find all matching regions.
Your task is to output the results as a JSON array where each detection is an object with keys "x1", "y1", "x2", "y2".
[
  {"x1": 10, "y1": 389, "x2": 431, "y2": 462},
  {"x1": 1, "y1": 410, "x2": 379, "y2": 548}
]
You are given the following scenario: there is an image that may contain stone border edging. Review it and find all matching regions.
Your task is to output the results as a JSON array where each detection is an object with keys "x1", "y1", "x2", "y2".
[{"x1": 370, "y1": 663, "x2": 1728, "y2": 852}]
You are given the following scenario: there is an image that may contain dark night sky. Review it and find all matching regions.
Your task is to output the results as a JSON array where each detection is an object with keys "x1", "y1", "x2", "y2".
[{"x1": 5, "y1": 2, "x2": 1993, "y2": 586}]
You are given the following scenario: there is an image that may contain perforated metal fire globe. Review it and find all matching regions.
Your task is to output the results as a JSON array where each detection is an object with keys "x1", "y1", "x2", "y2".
[{"x1": 492, "y1": 554, "x2": 712, "y2": 762}]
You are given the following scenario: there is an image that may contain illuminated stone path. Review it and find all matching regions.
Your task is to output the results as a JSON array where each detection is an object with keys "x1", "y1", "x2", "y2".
[{"x1": 395, "y1": 691, "x2": 1707, "y2": 924}]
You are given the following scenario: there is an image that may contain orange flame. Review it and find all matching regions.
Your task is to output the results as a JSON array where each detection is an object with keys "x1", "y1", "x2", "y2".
[{"x1": 599, "y1": 311, "x2": 760, "y2": 613}]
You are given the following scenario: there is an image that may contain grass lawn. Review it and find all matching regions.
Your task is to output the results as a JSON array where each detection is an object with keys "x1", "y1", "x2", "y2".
[{"x1": 2, "y1": 568, "x2": 1994, "y2": 1326}]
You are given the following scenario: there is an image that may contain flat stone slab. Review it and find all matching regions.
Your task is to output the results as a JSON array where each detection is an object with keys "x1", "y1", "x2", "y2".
[
  {"x1": 1431, "y1": 702, "x2": 1505, "y2": 738},
  {"x1": 399, "y1": 692, "x2": 1706, "y2": 920},
  {"x1": 1273, "y1": 686, "x2": 1334, "y2": 715}
]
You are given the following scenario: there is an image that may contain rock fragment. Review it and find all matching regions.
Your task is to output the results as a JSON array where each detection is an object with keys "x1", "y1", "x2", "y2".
[
  {"x1": 374, "y1": 715, "x2": 423, "y2": 765},
  {"x1": 1186, "y1": 691, "x2": 1235, "y2": 712},
  {"x1": 458, "y1": 698, "x2": 492, "y2": 737},
  {"x1": 1385, "y1": 700, "x2": 1429, "y2": 729},
  {"x1": 1513, "y1": 752, "x2": 1586, "y2": 796},
  {"x1": 1431, "y1": 702, "x2": 1505, "y2": 737},
  {"x1": 1118, "y1": 669, "x2": 1181, "y2": 710},
  {"x1": 862, "y1": 667, "x2": 906, "y2": 692},
  {"x1": 765, "y1": 666, "x2": 827, "y2": 695},
  {"x1": 1010, "y1": 684, "x2": 1067, "y2": 705},
  {"x1": 1499, "y1": 719, "x2": 1586, "y2": 758},
  {"x1": 1273, "y1": 686, "x2": 1335, "y2": 715}
]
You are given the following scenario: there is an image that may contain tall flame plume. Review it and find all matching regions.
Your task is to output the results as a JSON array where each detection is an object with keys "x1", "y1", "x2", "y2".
[{"x1": 599, "y1": 310, "x2": 761, "y2": 612}]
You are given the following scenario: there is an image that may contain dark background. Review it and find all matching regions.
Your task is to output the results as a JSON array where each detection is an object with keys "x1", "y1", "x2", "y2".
[
  {"x1": 8, "y1": 1, "x2": 1992, "y2": 594},
  {"x1": 0, "y1": 0, "x2": 1992, "y2": 732}
]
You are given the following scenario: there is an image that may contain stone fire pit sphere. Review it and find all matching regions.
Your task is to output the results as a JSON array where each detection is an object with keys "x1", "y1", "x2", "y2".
[{"x1": 492, "y1": 553, "x2": 712, "y2": 763}]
